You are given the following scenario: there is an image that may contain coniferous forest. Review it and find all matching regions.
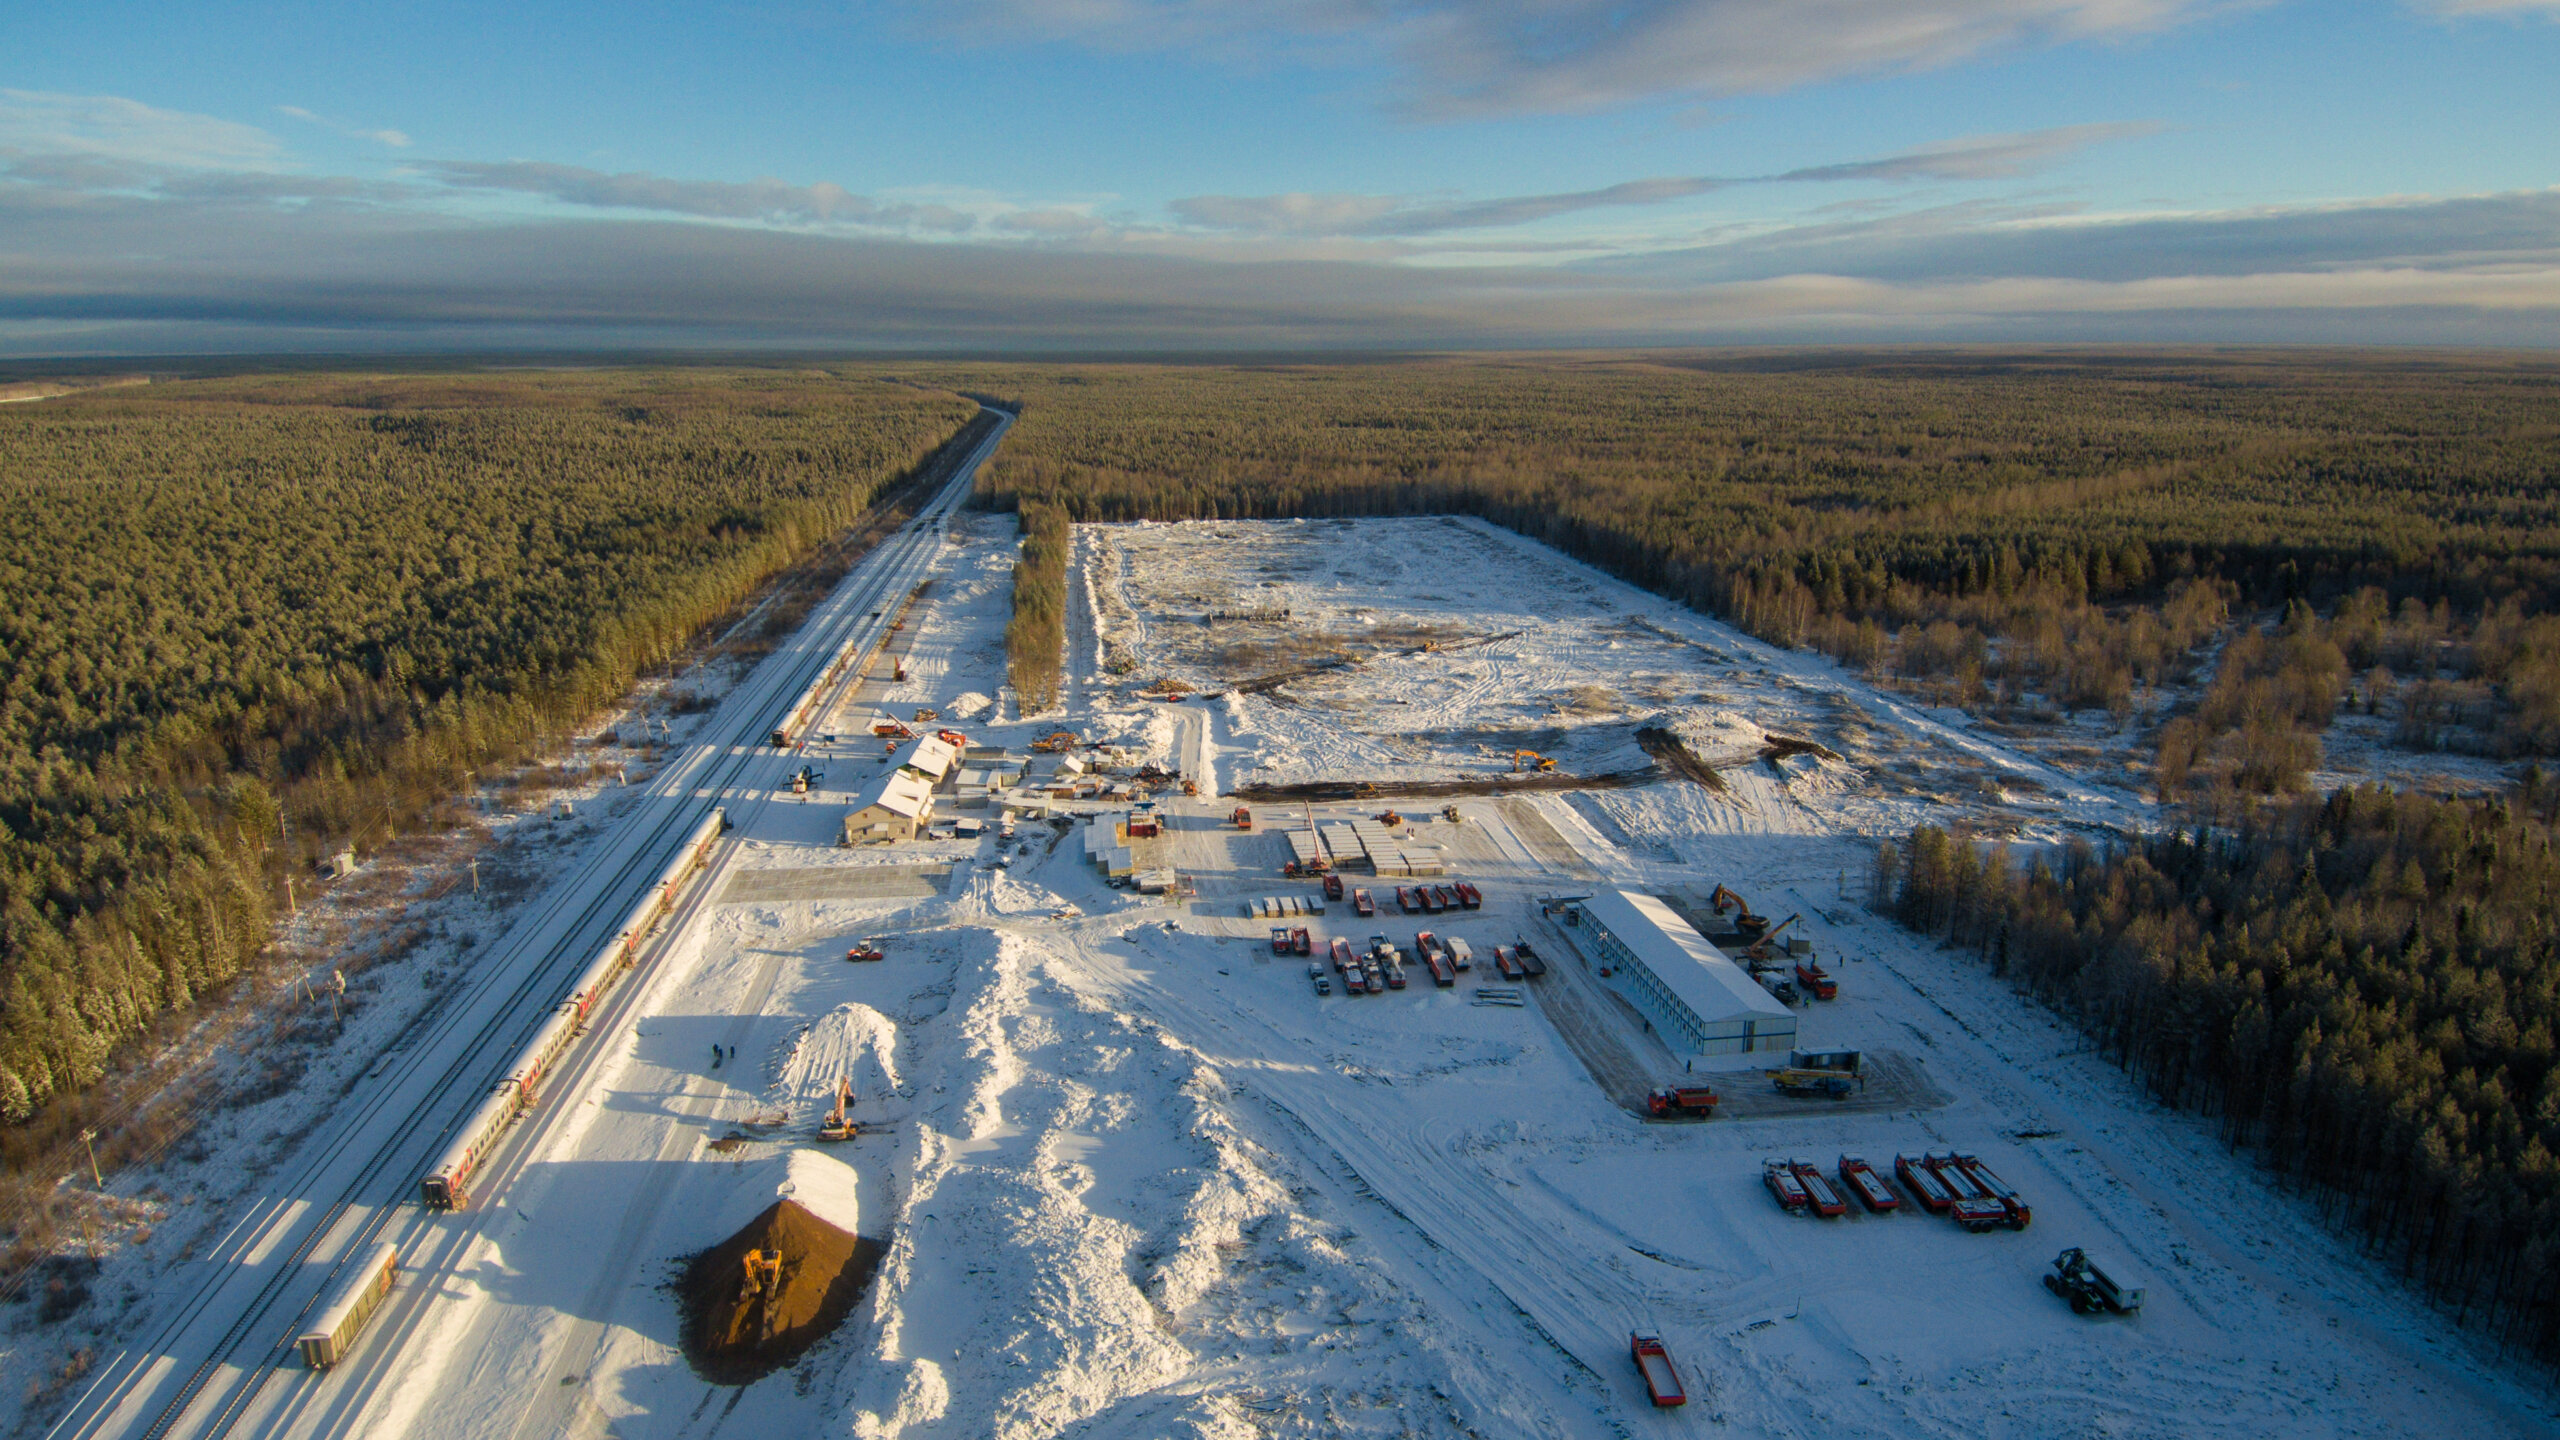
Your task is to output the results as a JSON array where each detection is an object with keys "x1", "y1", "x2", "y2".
[
  {"x1": 1888, "y1": 785, "x2": 2560, "y2": 1364},
  {"x1": 0, "y1": 371, "x2": 975, "y2": 1124}
]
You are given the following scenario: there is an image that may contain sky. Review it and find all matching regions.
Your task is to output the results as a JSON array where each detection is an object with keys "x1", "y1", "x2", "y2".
[{"x1": 3, "y1": 0, "x2": 2558, "y2": 352}]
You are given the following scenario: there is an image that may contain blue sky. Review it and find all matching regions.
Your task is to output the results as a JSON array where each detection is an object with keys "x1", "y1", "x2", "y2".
[{"x1": 4, "y1": 0, "x2": 2558, "y2": 350}]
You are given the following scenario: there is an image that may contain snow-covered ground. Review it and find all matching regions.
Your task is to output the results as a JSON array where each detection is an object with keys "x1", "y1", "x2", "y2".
[{"x1": 23, "y1": 509, "x2": 2557, "y2": 1440}]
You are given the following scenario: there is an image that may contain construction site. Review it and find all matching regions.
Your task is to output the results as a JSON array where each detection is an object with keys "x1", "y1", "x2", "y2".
[{"x1": 43, "y1": 501, "x2": 2552, "y2": 1440}]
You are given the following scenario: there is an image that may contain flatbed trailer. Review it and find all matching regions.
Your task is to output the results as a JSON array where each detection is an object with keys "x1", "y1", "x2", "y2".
[
  {"x1": 1455, "y1": 881, "x2": 1482, "y2": 909},
  {"x1": 1838, "y1": 1155, "x2": 1901, "y2": 1212},
  {"x1": 1895, "y1": 1153, "x2": 1956, "y2": 1213},
  {"x1": 1926, "y1": 1150, "x2": 1990, "y2": 1201},
  {"x1": 1791, "y1": 1159, "x2": 1848, "y2": 1217},
  {"x1": 1513, "y1": 941, "x2": 1548, "y2": 978},
  {"x1": 1630, "y1": 1332, "x2": 1687, "y2": 1407},
  {"x1": 1954, "y1": 1153, "x2": 2031, "y2": 1227}
]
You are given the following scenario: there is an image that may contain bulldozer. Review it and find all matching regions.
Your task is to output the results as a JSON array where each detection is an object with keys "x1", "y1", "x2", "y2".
[
  {"x1": 1375, "y1": 809, "x2": 1404, "y2": 827},
  {"x1": 817, "y1": 1076, "x2": 857, "y2": 1142},
  {"x1": 1441, "y1": 804, "x2": 1463, "y2": 823},
  {"x1": 913, "y1": 707, "x2": 940, "y2": 723},
  {"x1": 1181, "y1": 779, "x2": 1199, "y2": 797},
  {"x1": 1512, "y1": 750, "x2": 1557, "y2": 773}
]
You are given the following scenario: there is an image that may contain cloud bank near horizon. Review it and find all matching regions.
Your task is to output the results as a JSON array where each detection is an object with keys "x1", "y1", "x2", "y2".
[{"x1": 2, "y1": 89, "x2": 2555, "y2": 354}]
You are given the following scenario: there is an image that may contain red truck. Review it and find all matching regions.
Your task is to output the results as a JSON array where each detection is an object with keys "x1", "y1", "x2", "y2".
[
  {"x1": 1323, "y1": 873, "x2": 1344, "y2": 900},
  {"x1": 1631, "y1": 1333, "x2": 1686, "y2": 1407},
  {"x1": 1269, "y1": 927, "x2": 1293, "y2": 955},
  {"x1": 1454, "y1": 881, "x2": 1482, "y2": 909},
  {"x1": 1493, "y1": 945, "x2": 1525, "y2": 981},
  {"x1": 1291, "y1": 926, "x2": 1312, "y2": 956},
  {"x1": 1394, "y1": 886, "x2": 1416, "y2": 913},
  {"x1": 1353, "y1": 887, "x2": 1376, "y2": 917},
  {"x1": 1838, "y1": 1155, "x2": 1901, "y2": 1212},
  {"x1": 1795, "y1": 960, "x2": 1837, "y2": 1000},
  {"x1": 1765, "y1": 1159, "x2": 1810, "y2": 1213},
  {"x1": 1330, "y1": 937, "x2": 1357, "y2": 972},
  {"x1": 1646, "y1": 1087, "x2": 1718, "y2": 1117}
]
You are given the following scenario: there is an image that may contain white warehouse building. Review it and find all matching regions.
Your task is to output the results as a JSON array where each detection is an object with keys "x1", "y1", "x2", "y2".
[{"x1": 1579, "y1": 889, "x2": 1797, "y2": 1059}]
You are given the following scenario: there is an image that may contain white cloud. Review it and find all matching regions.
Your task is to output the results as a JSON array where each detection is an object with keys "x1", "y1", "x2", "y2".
[
  {"x1": 0, "y1": 89, "x2": 278, "y2": 170},
  {"x1": 1174, "y1": 123, "x2": 2156, "y2": 238},
  {"x1": 926, "y1": 0, "x2": 2218, "y2": 115},
  {"x1": 277, "y1": 104, "x2": 414, "y2": 149},
  {"x1": 2414, "y1": 0, "x2": 2560, "y2": 15}
]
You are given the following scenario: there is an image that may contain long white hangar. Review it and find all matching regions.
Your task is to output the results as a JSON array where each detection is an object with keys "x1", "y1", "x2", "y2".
[{"x1": 1579, "y1": 888, "x2": 1796, "y2": 1058}]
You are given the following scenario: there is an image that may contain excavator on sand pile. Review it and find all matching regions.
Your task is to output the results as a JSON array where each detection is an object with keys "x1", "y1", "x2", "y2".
[{"x1": 740, "y1": 1247, "x2": 785, "y2": 1342}]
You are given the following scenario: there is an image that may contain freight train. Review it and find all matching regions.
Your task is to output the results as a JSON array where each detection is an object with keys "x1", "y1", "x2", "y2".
[
  {"x1": 420, "y1": 806, "x2": 727, "y2": 1210},
  {"x1": 296, "y1": 1243, "x2": 400, "y2": 1369}
]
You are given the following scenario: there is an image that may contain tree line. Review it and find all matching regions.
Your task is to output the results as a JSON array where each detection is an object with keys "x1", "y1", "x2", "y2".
[
  {"x1": 0, "y1": 370, "x2": 976, "y2": 1125},
  {"x1": 1005, "y1": 500, "x2": 1070, "y2": 713},
  {"x1": 1884, "y1": 782, "x2": 2560, "y2": 1364}
]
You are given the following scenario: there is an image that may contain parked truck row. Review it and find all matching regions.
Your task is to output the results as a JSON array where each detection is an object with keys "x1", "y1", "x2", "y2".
[{"x1": 1760, "y1": 1150, "x2": 2034, "y2": 1232}]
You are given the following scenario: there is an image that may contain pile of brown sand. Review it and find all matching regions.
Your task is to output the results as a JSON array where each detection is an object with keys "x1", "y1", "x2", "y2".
[{"x1": 679, "y1": 1198, "x2": 873, "y2": 1383}]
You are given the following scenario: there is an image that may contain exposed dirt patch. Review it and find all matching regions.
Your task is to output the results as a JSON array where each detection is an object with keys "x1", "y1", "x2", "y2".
[{"x1": 678, "y1": 1199, "x2": 877, "y2": 1384}]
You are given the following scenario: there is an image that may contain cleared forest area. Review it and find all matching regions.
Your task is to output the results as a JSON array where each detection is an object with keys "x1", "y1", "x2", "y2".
[
  {"x1": 931, "y1": 352, "x2": 2560, "y2": 797},
  {"x1": 0, "y1": 371, "x2": 977, "y2": 1133}
]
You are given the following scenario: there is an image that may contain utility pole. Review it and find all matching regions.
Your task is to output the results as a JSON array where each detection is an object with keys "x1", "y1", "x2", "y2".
[
  {"x1": 469, "y1": 857, "x2": 480, "y2": 893},
  {"x1": 284, "y1": 874, "x2": 297, "y2": 917},
  {"x1": 78, "y1": 1128, "x2": 101, "y2": 1188}
]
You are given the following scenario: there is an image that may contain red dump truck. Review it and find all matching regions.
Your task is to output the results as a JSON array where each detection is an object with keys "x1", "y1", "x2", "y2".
[
  {"x1": 1323, "y1": 873, "x2": 1344, "y2": 900},
  {"x1": 1291, "y1": 926, "x2": 1312, "y2": 956},
  {"x1": 1795, "y1": 959, "x2": 1837, "y2": 1000},
  {"x1": 1646, "y1": 1087, "x2": 1719, "y2": 1117},
  {"x1": 1330, "y1": 937, "x2": 1357, "y2": 972},
  {"x1": 1454, "y1": 881, "x2": 1482, "y2": 909},
  {"x1": 1493, "y1": 945, "x2": 1525, "y2": 981},
  {"x1": 1353, "y1": 887, "x2": 1376, "y2": 916},
  {"x1": 1631, "y1": 1333, "x2": 1687, "y2": 1407}
]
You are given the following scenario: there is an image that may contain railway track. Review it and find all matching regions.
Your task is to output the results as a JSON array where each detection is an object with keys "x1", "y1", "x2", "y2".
[{"x1": 46, "y1": 406, "x2": 1010, "y2": 1440}]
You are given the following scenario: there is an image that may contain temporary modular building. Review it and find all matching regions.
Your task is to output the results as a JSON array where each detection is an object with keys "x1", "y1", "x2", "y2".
[{"x1": 1578, "y1": 889, "x2": 1797, "y2": 1057}]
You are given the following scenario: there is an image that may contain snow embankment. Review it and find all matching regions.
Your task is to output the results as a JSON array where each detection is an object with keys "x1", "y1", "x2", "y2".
[{"x1": 847, "y1": 931, "x2": 1293, "y2": 1438}]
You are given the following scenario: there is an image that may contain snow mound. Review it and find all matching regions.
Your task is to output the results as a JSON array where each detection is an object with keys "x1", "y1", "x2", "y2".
[
  {"x1": 775, "y1": 1001, "x2": 903, "y2": 1110},
  {"x1": 946, "y1": 691, "x2": 993, "y2": 720},
  {"x1": 1664, "y1": 706, "x2": 1770, "y2": 768},
  {"x1": 705, "y1": 1146, "x2": 862, "y2": 1240}
]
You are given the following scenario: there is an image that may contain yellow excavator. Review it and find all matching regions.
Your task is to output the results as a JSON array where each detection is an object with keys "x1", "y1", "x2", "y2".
[
  {"x1": 1512, "y1": 750, "x2": 1557, "y2": 773},
  {"x1": 1031, "y1": 729, "x2": 1080, "y2": 753},
  {"x1": 816, "y1": 1076, "x2": 856, "y2": 1142},
  {"x1": 739, "y1": 1247, "x2": 785, "y2": 1341}
]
